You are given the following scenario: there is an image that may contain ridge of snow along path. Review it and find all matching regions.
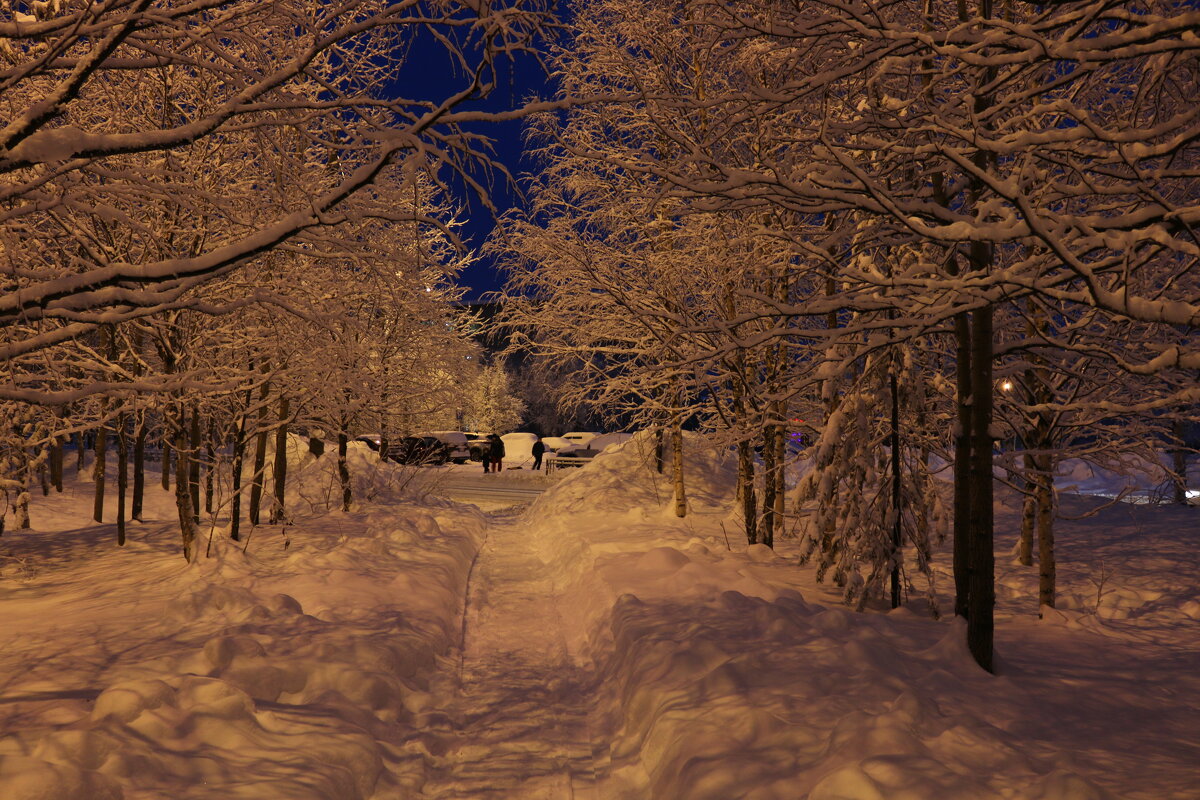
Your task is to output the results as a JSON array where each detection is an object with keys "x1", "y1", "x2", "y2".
[{"x1": 0, "y1": 433, "x2": 1197, "y2": 798}]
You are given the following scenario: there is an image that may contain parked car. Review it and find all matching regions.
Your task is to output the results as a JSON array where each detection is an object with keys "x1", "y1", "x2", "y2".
[
  {"x1": 552, "y1": 445, "x2": 602, "y2": 460},
  {"x1": 387, "y1": 436, "x2": 450, "y2": 466},
  {"x1": 464, "y1": 432, "x2": 491, "y2": 462},
  {"x1": 562, "y1": 431, "x2": 601, "y2": 446},
  {"x1": 540, "y1": 436, "x2": 572, "y2": 453},
  {"x1": 551, "y1": 431, "x2": 613, "y2": 458},
  {"x1": 501, "y1": 432, "x2": 539, "y2": 464},
  {"x1": 355, "y1": 434, "x2": 383, "y2": 452},
  {"x1": 422, "y1": 431, "x2": 471, "y2": 464},
  {"x1": 588, "y1": 432, "x2": 633, "y2": 452}
]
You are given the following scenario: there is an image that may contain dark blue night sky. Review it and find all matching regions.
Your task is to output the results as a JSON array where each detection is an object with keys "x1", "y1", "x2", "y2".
[{"x1": 394, "y1": 23, "x2": 555, "y2": 301}]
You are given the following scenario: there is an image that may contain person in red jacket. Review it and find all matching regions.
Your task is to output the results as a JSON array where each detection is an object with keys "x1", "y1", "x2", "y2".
[{"x1": 488, "y1": 434, "x2": 505, "y2": 472}]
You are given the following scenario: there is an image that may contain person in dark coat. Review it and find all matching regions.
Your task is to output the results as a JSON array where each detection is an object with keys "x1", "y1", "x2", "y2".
[
  {"x1": 531, "y1": 439, "x2": 545, "y2": 471},
  {"x1": 481, "y1": 438, "x2": 492, "y2": 474},
  {"x1": 489, "y1": 434, "x2": 505, "y2": 472}
]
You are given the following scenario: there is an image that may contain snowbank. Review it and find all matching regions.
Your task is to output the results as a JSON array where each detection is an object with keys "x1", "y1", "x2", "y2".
[
  {"x1": 512, "y1": 434, "x2": 1174, "y2": 799},
  {"x1": 0, "y1": 447, "x2": 485, "y2": 800}
]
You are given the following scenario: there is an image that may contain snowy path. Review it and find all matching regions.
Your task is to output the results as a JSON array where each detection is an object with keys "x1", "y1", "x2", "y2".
[{"x1": 417, "y1": 510, "x2": 599, "y2": 799}]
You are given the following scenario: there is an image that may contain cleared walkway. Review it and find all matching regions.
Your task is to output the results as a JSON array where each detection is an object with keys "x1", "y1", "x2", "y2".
[{"x1": 417, "y1": 511, "x2": 598, "y2": 799}]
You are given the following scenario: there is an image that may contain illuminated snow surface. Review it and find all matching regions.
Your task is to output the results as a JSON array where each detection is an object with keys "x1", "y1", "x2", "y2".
[{"x1": 1, "y1": 436, "x2": 1197, "y2": 799}]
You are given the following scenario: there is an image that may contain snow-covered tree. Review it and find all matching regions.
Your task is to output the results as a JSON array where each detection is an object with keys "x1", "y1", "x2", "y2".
[{"x1": 462, "y1": 363, "x2": 526, "y2": 434}]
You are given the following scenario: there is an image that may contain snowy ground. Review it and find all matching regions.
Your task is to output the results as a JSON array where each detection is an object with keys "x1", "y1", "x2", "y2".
[{"x1": 1, "y1": 437, "x2": 1197, "y2": 799}]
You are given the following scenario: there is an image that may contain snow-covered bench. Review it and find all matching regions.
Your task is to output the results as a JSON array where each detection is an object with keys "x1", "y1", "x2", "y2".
[{"x1": 546, "y1": 455, "x2": 591, "y2": 475}]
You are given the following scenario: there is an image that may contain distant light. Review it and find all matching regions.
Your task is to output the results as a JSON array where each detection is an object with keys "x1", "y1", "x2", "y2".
[{"x1": 1000, "y1": 380, "x2": 1014, "y2": 392}]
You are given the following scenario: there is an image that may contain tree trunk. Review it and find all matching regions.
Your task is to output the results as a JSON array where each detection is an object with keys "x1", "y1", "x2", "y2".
[
  {"x1": 50, "y1": 434, "x2": 63, "y2": 492},
  {"x1": 1018, "y1": 452, "x2": 1035, "y2": 566},
  {"x1": 338, "y1": 430, "x2": 351, "y2": 512},
  {"x1": 249, "y1": 389, "x2": 270, "y2": 525},
  {"x1": 1172, "y1": 420, "x2": 1188, "y2": 505},
  {"x1": 15, "y1": 445, "x2": 31, "y2": 529},
  {"x1": 761, "y1": 425, "x2": 777, "y2": 548},
  {"x1": 890, "y1": 365, "x2": 902, "y2": 609},
  {"x1": 965, "y1": 298, "x2": 996, "y2": 673},
  {"x1": 737, "y1": 439, "x2": 758, "y2": 544},
  {"x1": 93, "y1": 423, "x2": 108, "y2": 524},
  {"x1": 672, "y1": 424, "x2": 687, "y2": 518},
  {"x1": 230, "y1": 384, "x2": 253, "y2": 541},
  {"x1": 161, "y1": 427, "x2": 172, "y2": 491},
  {"x1": 1035, "y1": 456, "x2": 1056, "y2": 609},
  {"x1": 773, "y1": 415, "x2": 786, "y2": 539},
  {"x1": 174, "y1": 409, "x2": 197, "y2": 561},
  {"x1": 132, "y1": 413, "x2": 146, "y2": 521},
  {"x1": 379, "y1": 403, "x2": 390, "y2": 466},
  {"x1": 270, "y1": 395, "x2": 290, "y2": 524},
  {"x1": 204, "y1": 419, "x2": 215, "y2": 515},
  {"x1": 74, "y1": 430, "x2": 84, "y2": 476},
  {"x1": 188, "y1": 408, "x2": 201, "y2": 523},
  {"x1": 117, "y1": 413, "x2": 128, "y2": 546},
  {"x1": 655, "y1": 427, "x2": 665, "y2": 475},
  {"x1": 953, "y1": 312, "x2": 972, "y2": 621}
]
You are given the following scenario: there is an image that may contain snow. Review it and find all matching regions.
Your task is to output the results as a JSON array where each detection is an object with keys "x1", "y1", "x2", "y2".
[{"x1": 0, "y1": 435, "x2": 1196, "y2": 798}]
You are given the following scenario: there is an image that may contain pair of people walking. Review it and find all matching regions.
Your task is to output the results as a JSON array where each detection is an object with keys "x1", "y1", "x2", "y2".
[{"x1": 482, "y1": 434, "x2": 505, "y2": 473}]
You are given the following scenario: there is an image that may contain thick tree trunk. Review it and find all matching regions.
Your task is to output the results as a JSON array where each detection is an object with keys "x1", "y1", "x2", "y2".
[
  {"x1": 338, "y1": 430, "x2": 351, "y2": 512},
  {"x1": 74, "y1": 430, "x2": 84, "y2": 476},
  {"x1": 132, "y1": 413, "x2": 146, "y2": 521},
  {"x1": 117, "y1": 413, "x2": 128, "y2": 546},
  {"x1": 93, "y1": 423, "x2": 107, "y2": 524},
  {"x1": 672, "y1": 425, "x2": 687, "y2": 518},
  {"x1": 953, "y1": 312, "x2": 972, "y2": 620},
  {"x1": 270, "y1": 395, "x2": 289, "y2": 524},
  {"x1": 965, "y1": 297, "x2": 996, "y2": 673},
  {"x1": 737, "y1": 440, "x2": 758, "y2": 544}
]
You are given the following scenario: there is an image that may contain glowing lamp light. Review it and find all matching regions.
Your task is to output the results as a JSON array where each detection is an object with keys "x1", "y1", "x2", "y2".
[{"x1": 1000, "y1": 380, "x2": 1014, "y2": 392}]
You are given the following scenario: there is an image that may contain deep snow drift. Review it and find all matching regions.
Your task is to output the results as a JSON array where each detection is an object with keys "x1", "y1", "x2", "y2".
[{"x1": 1, "y1": 435, "x2": 1196, "y2": 799}]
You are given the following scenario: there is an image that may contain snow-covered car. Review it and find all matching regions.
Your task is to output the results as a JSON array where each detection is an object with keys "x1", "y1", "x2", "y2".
[
  {"x1": 355, "y1": 434, "x2": 383, "y2": 452},
  {"x1": 552, "y1": 431, "x2": 627, "y2": 460},
  {"x1": 562, "y1": 431, "x2": 601, "y2": 446},
  {"x1": 500, "y1": 432, "x2": 538, "y2": 464},
  {"x1": 540, "y1": 436, "x2": 571, "y2": 453},
  {"x1": 588, "y1": 432, "x2": 633, "y2": 452},
  {"x1": 422, "y1": 431, "x2": 471, "y2": 464}
]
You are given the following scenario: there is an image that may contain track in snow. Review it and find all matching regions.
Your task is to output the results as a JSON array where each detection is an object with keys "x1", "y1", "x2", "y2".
[{"x1": 418, "y1": 511, "x2": 598, "y2": 799}]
